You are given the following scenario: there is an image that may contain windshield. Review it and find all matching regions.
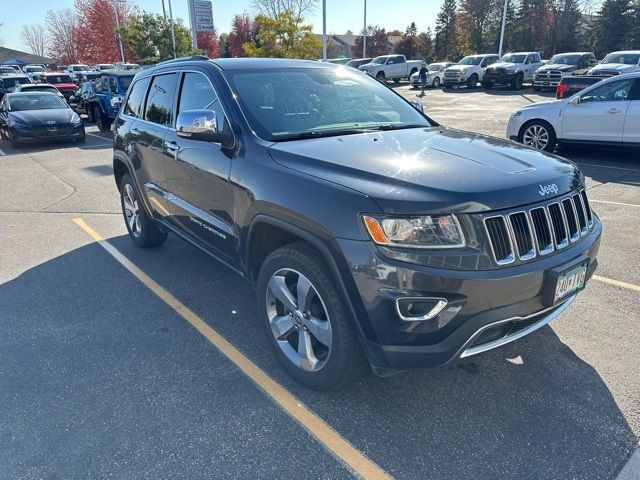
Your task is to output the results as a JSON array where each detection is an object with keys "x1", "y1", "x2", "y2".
[
  {"x1": 601, "y1": 53, "x2": 640, "y2": 65},
  {"x1": 427, "y1": 63, "x2": 443, "y2": 71},
  {"x1": 458, "y1": 56, "x2": 482, "y2": 66},
  {"x1": 226, "y1": 67, "x2": 430, "y2": 141},
  {"x1": 24, "y1": 86, "x2": 58, "y2": 93},
  {"x1": 548, "y1": 54, "x2": 581, "y2": 65},
  {"x1": 25, "y1": 66, "x2": 46, "y2": 73},
  {"x1": 98, "y1": 64, "x2": 116, "y2": 70},
  {"x1": 123, "y1": 64, "x2": 140, "y2": 70},
  {"x1": 6, "y1": 94, "x2": 68, "y2": 111},
  {"x1": 117, "y1": 76, "x2": 133, "y2": 91},
  {"x1": 0, "y1": 67, "x2": 17, "y2": 74},
  {"x1": 2, "y1": 77, "x2": 31, "y2": 87},
  {"x1": 72, "y1": 65, "x2": 90, "y2": 71},
  {"x1": 500, "y1": 54, "x2": 527, "y2": 63},
  {"x1": 46, "y1": 75, "x2": 73, "y2": 83},
  {"x1": 370, "y1": 56, "x2": 389, "y2": 65}
]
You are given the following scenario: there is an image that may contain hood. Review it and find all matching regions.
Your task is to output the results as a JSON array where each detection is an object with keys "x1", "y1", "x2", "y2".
[
  {"x1": 9, "y1": 108, "x2": 76, "y2": 126},
  {"x1": 589, "y1": 63, "x2": 637, "y2": 73},
  {"x1": 488, "y1": 61, "x2": 518, "y2": 69},
  {"x1": 268, "y1": 127, "x2": 581, "y2": 214},
  {"x1": 446, "y1": 65, "x2": 474, "y2": 72},
  {"x1": 538, "y1": 63, "x2": 577, "y2": 72}
]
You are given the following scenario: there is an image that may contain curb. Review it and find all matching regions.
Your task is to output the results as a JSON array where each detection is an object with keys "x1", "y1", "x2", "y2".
[{"x1": 617, "y1": 444, "x2": 640, "y2": 480}]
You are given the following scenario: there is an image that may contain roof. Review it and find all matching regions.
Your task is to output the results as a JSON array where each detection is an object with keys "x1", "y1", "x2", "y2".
[
  {"x1": 0, "y1": 73, "x2": 29, "y2": 78},
  {"x1": 210, "y1": 58, "x2": 338, "y2": 71},
  {"x1": 0, "y1": 47, "x2": 58, "y2": 65}
]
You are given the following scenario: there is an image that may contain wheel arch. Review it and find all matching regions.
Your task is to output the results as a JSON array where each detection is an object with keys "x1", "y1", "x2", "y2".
[
  {"x1": 113, "y1": 153, "x2": 155, "y2": 218},
  {"x1": 518, "y1": 117, "x2": 557, "y2": 140}
]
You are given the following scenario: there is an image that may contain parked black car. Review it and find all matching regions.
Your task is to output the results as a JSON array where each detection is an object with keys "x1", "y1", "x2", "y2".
[
  {"x1": 0, "y1": 92, "x2": 85, "y2": 147},
  {"x1": 112, "y1": 57, "x2": 601, "y2": 389}
]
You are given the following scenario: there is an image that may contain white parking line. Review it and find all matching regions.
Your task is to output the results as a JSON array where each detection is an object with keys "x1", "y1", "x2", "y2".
[
  {"x1": 590, "y1": 199, "x2": 639, "y2": 208},
  {"x1": 577, "y1": 162, "x2": 640, "y2": 173},
  {"x1": 616, "y1": 444, "x2": 640, "y2": 480}
]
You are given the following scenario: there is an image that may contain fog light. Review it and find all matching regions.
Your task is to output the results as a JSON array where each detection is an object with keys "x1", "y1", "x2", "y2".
[{"x1": 395, "y1": 297, "x2": 448, "y2": 322}]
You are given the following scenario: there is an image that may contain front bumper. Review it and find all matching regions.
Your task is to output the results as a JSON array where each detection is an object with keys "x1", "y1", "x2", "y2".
[
  {"x1": 10, "y1": 124, "x2": 85, "y2": 143},
  {"x1": 443, "y1": 76, "x2": 468, "y2": 86},
  {"x1": 484, "y1": 72, "x2": 517, "y2": 85},
  {"x1": 338, "y1": 217, "x2": 601, "y2": 372},
  {"x1": 533, "y1": 79, "x2": 561, "y2": 88}
]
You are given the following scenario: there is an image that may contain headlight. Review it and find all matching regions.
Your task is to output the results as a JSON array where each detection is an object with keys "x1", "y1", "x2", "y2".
[
  {"x1": 71, "y1": 113, "x2": 82, "y2": 125},
  {"x1": 362, "y1": 214, "x2": 465, "y2": 248},
  {"x1": 506, "y1": 68, "x2": 516, "y2": 74}
]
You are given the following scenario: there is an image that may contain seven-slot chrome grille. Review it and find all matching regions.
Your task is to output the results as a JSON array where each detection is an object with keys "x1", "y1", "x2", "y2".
[{"x1": 484, "y1": 189, "x2": 593, "y2": 265}]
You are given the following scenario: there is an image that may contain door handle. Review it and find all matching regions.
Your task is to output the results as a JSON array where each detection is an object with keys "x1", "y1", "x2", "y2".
[
  {"x1": 607, "y1": 108, "x2": 622, "y2": 114},
  {"x1": 164, "y1": 141, "x2": 180, "y2": 152}
]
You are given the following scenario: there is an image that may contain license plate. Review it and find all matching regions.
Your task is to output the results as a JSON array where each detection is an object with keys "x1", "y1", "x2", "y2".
[{"x1": 554, "y1": 263, "x2": 587, "y2": 303}]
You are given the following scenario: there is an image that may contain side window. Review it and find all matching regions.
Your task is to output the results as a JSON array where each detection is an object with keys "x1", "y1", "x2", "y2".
[
  {"x1": 123, "y1": 77, "x2": 150, "y2": 118},
  {"x1": 525, "y1": 55, "x2": 532, "y2": 64},
  {"x1": 396, "y1": 56, "x2": 405, "y2": 64},
  {"x1": 144, "y1": 73, "x2": 178, "y2": 126},
  {"x1": 387, "y1": 57, "x2": 395, "y2": 64},
  {"x1": 481, "y1": 57, "x2": 490, "y2": 67},
  {"x1": 533, "y1": 53, "x2": 541, "y2": 63},
  {"x1": 581, "y1": 79, "x2": 634, "y2": 103},
  {"x1": 177, "y1": 72, "x2": 228, "y2": 133}
]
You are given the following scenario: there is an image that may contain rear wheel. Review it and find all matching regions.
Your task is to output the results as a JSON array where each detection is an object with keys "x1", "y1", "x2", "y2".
[
  {"x1": 119, "y1": 173, "x2": 167, "y2": 247},
  {"x1": 519, "y1": 120, "x2": 556, "y2": 152},
  {"x1": 95, "y1": 107, "x2": 111, "y2": 132},
  {"x1": 257, "y1": 243, "x2": 367, "y2": 390}
]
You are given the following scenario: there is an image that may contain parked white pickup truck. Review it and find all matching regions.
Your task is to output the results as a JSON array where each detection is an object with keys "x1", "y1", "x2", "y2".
[
  {"x1": 358, "y1": 55, "x2": 422, "y2": 83},
  {"x1": 588, "y1": 50, "x2": 640, "y2": 77},
  {"x1": 482, "y1": 52, "x2": 543, "y2": 89},
  {"x1": 442, "y1": 54, "x2": 500, "y2": 89}
]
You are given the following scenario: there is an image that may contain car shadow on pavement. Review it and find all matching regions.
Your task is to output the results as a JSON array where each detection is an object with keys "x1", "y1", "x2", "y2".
[{"x1": 98, "y1": 233, "x2": 638, "y2": 480}]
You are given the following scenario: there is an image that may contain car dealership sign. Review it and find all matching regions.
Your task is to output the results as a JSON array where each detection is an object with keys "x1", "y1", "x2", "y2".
[{"x1": 189, "y1": 0, "x2": 214, "y2": 32}]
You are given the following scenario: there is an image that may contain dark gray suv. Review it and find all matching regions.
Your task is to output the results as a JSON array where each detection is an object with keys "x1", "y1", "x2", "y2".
[{"x1": 112, "y1": 56, "x2": 601, "y2": 390}]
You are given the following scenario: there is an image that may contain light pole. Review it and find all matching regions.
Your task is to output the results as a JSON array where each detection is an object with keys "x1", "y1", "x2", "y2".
[
  {"x1": 498, "y1": 0, "x2": 508, "y2": 57},
  {"x1": 167, "y1": 0, "x2": 177, "y2": 58},
  {"x1": 322, "y1": 0, "x2": 327, "y2": 61},
  {"x1": 109, "y1": 0, "x2": 126, "y2": 63},
  {"x1": 363, "y1": 0, "x2": 367, "y2": 58}
]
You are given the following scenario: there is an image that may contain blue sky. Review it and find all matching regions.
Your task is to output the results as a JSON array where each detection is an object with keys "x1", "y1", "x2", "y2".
[{"x1": 0, "y1": 0, "x2": 439, "y2": 51}]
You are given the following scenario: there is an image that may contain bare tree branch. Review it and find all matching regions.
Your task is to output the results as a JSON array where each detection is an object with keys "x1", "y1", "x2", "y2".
[
  {"x1": 45, "y1": 9, "x2": 77, "y2": 63},
  {"x1": 250, "y1": 0, "x2": 317, "y2": 19},
  {"x1": 21, "y1": 24, "x2": 50, "y2": 57}
]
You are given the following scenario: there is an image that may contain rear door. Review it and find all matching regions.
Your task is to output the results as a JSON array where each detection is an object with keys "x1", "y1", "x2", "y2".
[
  {"x1": 163, "y1": 69, "x2": 237, "y2": 264},
  {"x1": 562, "y1": 78, "x2": 634, "y2": 143},
  {"x1": 622, "y1": 79, "x2": 640, "y2": 145}
]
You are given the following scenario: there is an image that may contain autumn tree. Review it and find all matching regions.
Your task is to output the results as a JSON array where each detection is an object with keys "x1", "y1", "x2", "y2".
[
  {"x1": 250, "y1": 0, "x2": 317, "y2": 18},
  {"x1": 417, "y1": 29, "x2": 435, "y2": 61},
  {"x1": 46, "y1": 9, "x2": 77, "y2": 64},
  {"x1": 74, "y1": 0, "x2": 135, "y2": 64},
  {"x1": 227, "y1": 14, "x2": 254, "y2": 57},
  {"x1": 120, "y1": 12, "x2": 195, "y2": 63},
  {"x1": 197, "y1": 30, "x2": 220, "y2": 57},
  {"x1": 243, "y1": 11, "x2": 321, "y2": 59},
  {"x1": 354, "y1": 26, "x2": 391, "y2": 57},
  {"x1": 435, "y1": 0, "x2": 458, "y2": 60},
  {"x1": 456, "y1": 0, "x2": 499, "y2": 54},
  {"x1": 21, "y1": 25, "x2": 49, "y2": 57}
]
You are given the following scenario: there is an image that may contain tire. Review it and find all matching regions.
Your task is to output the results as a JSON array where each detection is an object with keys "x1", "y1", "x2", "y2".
[
  {"x1": 533, "y1": 86, "x2": 541, "y2": 92},
  {"x1": 119, "y1": 173, "x2": 167, "y2": 248},
  {"x1": 95, "y1": 107, "x2": 111, "y2": 132},
  {"x1": 409, "y1": 68, "x2": 418, "y2": 77},
  {"x1": 432, "y1": 76, "x2": 441, "y2": 88},
  {"x1": 0, "y1": 128, "x2": 7, "y2": 140},
  {"x1": 257, "y1": 243, "x2": 368, "y2": 390},
  {"x1": 393, "y1": 78, "x2": 400, "y2": 84},
  {"x1": 9, "y1": 133, "x2": 20, "y2": 148},
  {"x1": 466, "y1": 74, "x2": 478, "y2": 89},
  {"x1": 482, "y1": 80, "x2": 493, "y2": 89},
  {"x1": 87, "y1": 105, "x2": 95, "y2": 123},
  {"x1": 376, "y1": 71, "x2": 386, "y2": 83},
  {"x1": 512, "y1": 73, "x2": 524, "y2": 90},
  {"x1": 74, "y1": 132, "x2": 86, "y2": 144},
  {"x1": 519, "y1": 120, "x2": 557, "y2": 152}
]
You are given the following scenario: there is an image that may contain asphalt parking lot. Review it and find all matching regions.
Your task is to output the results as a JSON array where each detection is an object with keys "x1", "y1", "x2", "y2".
[{"x1": 1, "y1": 83, "x2": 639, "y2": 479}]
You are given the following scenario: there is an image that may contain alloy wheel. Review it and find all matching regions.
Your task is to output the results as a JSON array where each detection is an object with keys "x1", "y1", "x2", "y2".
[
  {"x1": 265, "y1": 268, "x2": 332, "y2": 372},
  {"x1": 432, "y1": 77, "x2": 440, "y2": 87},
  {"x1": 122, "y1": 184, "x2": 142, "y2": 237},
  {"x1": 522, "y1": 124, "x2": 549, "y2": 150}
]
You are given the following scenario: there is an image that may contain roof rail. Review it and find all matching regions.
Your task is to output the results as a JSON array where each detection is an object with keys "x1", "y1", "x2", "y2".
[{"x1": 156, "y1": 55, "x2": 210, "y2": 67}]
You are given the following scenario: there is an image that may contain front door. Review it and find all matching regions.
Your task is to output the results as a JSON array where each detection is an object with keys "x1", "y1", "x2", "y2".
[
  {"x1": 623, "y1": 80, "x2": 640, "y2": 145},
  {"x1": 164, "y1": 70, "x2": 237, "y2": 264},
  {"x1": 561, "y1": 78, "x2": 634, "y2": 144}
]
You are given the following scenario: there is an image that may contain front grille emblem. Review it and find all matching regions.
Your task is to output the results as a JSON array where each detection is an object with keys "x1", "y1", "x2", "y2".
[{"x1": 45, "y1": 121, "x2": 56, "y2": 125}]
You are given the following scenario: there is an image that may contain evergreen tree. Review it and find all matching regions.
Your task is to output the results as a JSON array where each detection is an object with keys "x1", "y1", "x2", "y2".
[
  {"x1": 435, "y1": 0, "x2": 458, "y2": 60},
  {"x1": 513, "y1": 0, "x2": 555, "y2": 52},
  {"x1": 591, "y1": 0, "x2": 633, "y2": 56},
  {"x1": 406, "y1": 22, "x2": 418, "y2": 36},
  {"x1": 417, "y1": 28, "x2": 435, "y2": 61},
  {"x1": 549, "y1": 0, "x2": 583, "y2": 54},
  {"x1": 630, "y1": 0, "x2": 640, "y2": 47}
]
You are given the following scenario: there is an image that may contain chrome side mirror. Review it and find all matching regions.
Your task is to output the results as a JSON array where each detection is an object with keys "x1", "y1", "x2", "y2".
[
  {"x1": 569, "y1": 96, "x2": 581, "y2": 105},
  {"x1": 176, "y1": 109, "x2": 220, "y2": 142},
  {"x1": 409, "y1": 100, "x2": 424, "y2": 112}
]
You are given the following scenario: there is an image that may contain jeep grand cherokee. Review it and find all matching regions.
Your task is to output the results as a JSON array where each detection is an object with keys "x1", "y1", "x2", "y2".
[{"x1": 112, "y1": 57, "x2": 601, "y2": 390}]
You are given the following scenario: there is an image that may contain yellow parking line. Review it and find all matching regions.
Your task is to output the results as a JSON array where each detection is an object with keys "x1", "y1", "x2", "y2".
[
  {"x1": 72, "y1": 217, "x2": 392, "y2": 480},
  {"x1": 593, "y1": 275, "x2": 640, "y2": 293},
  {"x1": 589, "y1": 199, "x2": 639, "y2": 208}
]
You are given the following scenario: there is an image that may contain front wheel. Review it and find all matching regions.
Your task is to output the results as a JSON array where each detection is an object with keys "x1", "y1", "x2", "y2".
[
  {"x1": 376, "y1": 71, "x2": 386, "y2": 83},
  {"x1": 432, "y1": 76, "x2": 441, "y2": 88},
  {"x1": 95, "y1": 107, "x2": 111, "y2": 132},
  {"x1": 512, "y1": 73, "x2": 524, "y2": 90},
  {"x1": 467, "y1": 74, "x2": 478, "y2": 89},
  {"x1": 482, "y1": 80, "x2": 493, "y2": 89},
  {"x1": 119, "y1": 174, "x2": 167, "y2": 247},
  {"x1": 257, "y1": 243, "x2": 367, "y2": 390},
  {"x1": 519, "y1": 120, "x2": 557, "y2": 152}
]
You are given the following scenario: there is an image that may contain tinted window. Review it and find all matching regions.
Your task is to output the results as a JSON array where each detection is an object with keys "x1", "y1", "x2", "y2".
[
  {"x1": 178, "y1": 73, "x2": 227, "y2": 132},
  {"x1": 144, "y1": 73, "x2": 177, "y2": 126},
  {"x1": 581, "y1": 79, "x2": 634, "y2": 102},
  {"x1": 124, "y1": 77, "x2": 150, "y2": 118}
]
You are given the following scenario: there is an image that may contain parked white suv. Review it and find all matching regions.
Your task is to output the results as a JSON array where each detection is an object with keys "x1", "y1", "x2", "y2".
[
  {"x1": 507, "y1": 72, "x2": 640, "y2": 151},
  {"x1": 358, "y1": 55, "x2": 422, "y2": 83},
  {"x1": 483, "y1": 52, "x2": 543, "y2": 89},
  {"x1": 443, "y1": 54, "x2": 500, "y2": 89},
  {"x1": 409, "y1": 62, "x2": 456, "y2": 88},
  {"x1": 588, "y1": 51, "x2": 640, "y2": 77}
]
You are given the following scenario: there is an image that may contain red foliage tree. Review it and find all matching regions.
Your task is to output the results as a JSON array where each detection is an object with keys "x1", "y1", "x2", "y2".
[
  {"x1": 227, "y1": 14, "x2": 253, "y2": 57},
  {"x1": 73, "y1": 0, "x2": 136, "y2": 64},
  {"x1": 197, "y1": 29, "x2": 220, "y2": 58},
  {"x1": 354, "y1": 26, "x2": 391, "y2": 57}
]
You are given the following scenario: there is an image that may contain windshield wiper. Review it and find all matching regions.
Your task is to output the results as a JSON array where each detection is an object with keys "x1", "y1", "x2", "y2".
[
  {"x1": 277, "y1": 124, "x2": 428, "y2": 141},
  {"x1": 369, "y1": 124, "x2": 428, "y2": 131}
]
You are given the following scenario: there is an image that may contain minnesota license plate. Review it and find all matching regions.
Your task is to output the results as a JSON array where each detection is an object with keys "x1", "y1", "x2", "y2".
[{"x1": 554, "y1": 263, "x2": 587, "y2": 303}]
